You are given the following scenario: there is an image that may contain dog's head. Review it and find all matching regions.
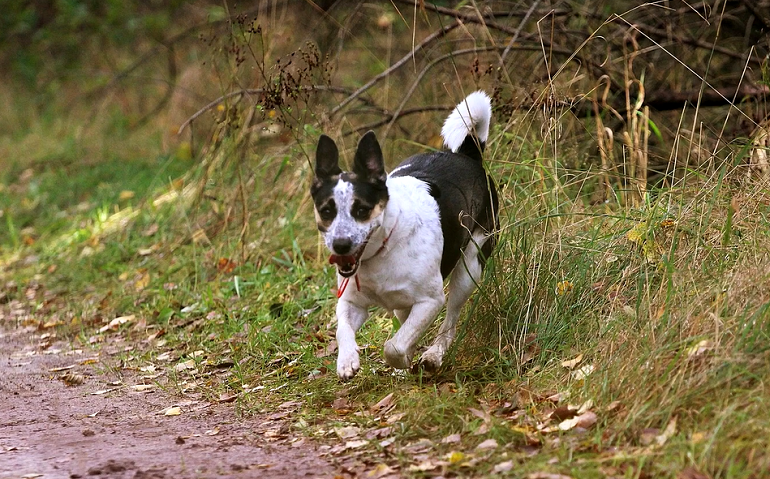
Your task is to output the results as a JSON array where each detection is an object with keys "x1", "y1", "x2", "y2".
[{"x1": 310, "y1": 131, "x2": 389, "y2": 277}]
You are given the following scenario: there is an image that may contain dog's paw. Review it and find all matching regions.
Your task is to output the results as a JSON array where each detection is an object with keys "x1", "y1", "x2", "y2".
[
  {"x1": 336, "y1": 349, "x2": 360, "y2": 381},
  {"x1": 383, "y1": 339, "x2": 413, "y2": 370},
  {"x1": 418, "y1": 345, "x2": 445, "y2": 373}
]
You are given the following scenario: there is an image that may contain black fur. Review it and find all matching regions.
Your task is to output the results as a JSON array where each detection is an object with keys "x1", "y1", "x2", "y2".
[{"x1": 391, "y1": 149, "x2": 497, "y2": 278}]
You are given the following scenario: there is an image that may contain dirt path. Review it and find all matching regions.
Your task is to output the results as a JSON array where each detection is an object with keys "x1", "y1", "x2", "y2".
[{"x1": 0, "y1": 326, "x2": 338, "y2": 479}]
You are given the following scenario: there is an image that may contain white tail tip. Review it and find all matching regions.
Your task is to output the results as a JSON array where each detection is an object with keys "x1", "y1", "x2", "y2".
[{"x1": 441, "y1": 90, "x2": 492, "y2": 153}]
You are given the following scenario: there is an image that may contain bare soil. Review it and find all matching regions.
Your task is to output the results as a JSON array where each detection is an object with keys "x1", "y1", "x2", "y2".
[{"x1": 0, "y1": 326, "x2": 338, "y2": 479}]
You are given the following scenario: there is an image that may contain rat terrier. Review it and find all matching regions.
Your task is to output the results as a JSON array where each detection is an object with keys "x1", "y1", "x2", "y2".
[{"x1": 311, "y1": 91, "x2": 498, "y2": 380}]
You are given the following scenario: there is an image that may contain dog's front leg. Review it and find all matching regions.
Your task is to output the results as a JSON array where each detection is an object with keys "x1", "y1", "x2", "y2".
[
  {"x1": 336, "y1": 300, "x2": 369, "y2": 380},
  {"x1": 383, "y1": 297, "x2": 444, "y2": 370}
]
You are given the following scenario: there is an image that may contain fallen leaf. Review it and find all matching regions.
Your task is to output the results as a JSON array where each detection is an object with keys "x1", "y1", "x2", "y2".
[
  {"x1": 91, "y1": 389, "x2": 115, "y2": 395},
  {"x1": 476, "y1": 438, "x2": 498, "y2": 450},
  {"x1": 218, "y1": 392, "x2": 238, "y2": 403},
  {"x1": 447, "y1": 451, "x2": 466, "y2": 464},
  {"x1": 655, "y1": 417, "x2": 677, "y2": 446},
  {"x1": 686, "y1": 339, "x2": 714, "y2": 358},
  {"x1": 371, "y1": 392, "x2": 395, "y2": 413},
  {"x1": 163, "y1": 406, "x2": 182, "y2": 416},
  {"x1": 549, "y1": 404, "x2": 579, "y2": 421},
  {"x1": 134, "y1": 273, "x2": 150, "y2": 292},
  {"x1": 527, "y1": 473, "x2": 573, "y2": 479},
  {"x1": 408, "y1": 461, "x2": 441, "y2": 472},
  {"x1": 315, "y1": 340, "x2": 338, "y2": 358},
  {"x1": 494, "y1": 461, "x2": 515, "y2": 473},
  {"x1": 131, "y1": 384, "x2": 154, "y2": 392},
  {"x1": 344, "y1": 439, "x2": 368, "y2": 450},
  {"x1": 204, "y1": 427, "x2": 220, "y2": 436},
  {"x1": 98, "y1": 315, "x2": 135, "y2": 333},
  {"x1": 334, "y1": 426, "x2": 361, "y2": 439},
  {"x1": 558, "y1": 411, "x2": 598, "y2": 431},
  {"x1": 571, "y1": 364, "x2": 594, "y2": 380},
  {"x1": 60, "y1": 372, "x2": 85, "y2": 386},
  {"x1": 174, "y1": 359, "x2": 196, "y2": 372},
  {"x1": 365, "y1": 463, "x2": 395, "y2": 478},
  {"x1": 142, "y1": 223, "x2": 159, "y2": 237},
  {"x1": 561, "y1": 354, "x2": 583, "y2": 369},
  {"x1": 441, "y1": 433, "x2": 462, "y2": 444}
]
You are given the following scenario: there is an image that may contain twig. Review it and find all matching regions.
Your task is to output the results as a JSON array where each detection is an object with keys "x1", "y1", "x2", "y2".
[
  {"x1": 328, "y1": 20, "x2": 462, "y2": 118},
  {"x1": 500, "y1": 0, "x2": 541, "y2": 66},
  {"x1": 177, "y1": 85, "x2": 363, "y2": 135},
  {"x1": 344, "y1": 105, "x2": 452, "y2": 136}
]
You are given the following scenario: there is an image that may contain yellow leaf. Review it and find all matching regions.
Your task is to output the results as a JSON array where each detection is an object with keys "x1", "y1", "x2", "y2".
[
  {"x1": 135, "y1": 273, "x2": 150, "y2": 292},
  {"x1": 626, "y1": 221, "x2": 648, "y2": 245},
  {"x1": 163, "y1": 406, "x2": 182, "y2": 416},
  {"x1": 119, "y1": 190, "x2": 135, "y2": 201},
  {"x1": 556, "y1": 280, "x2": 573, "y2": 296},
  {"x1": 448, "y1": 451, "x2": 466, "y2": 464},
  {"x1": 561, "y1": 354, "x2": 583, "y2": 369}
]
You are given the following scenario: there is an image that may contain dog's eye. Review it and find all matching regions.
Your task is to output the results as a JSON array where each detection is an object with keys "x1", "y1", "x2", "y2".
[
  {"x1": 352, "y1": 205, "x2": 372, "y2": 220},
  {"x1": 318, "y1": 203, "x2": 336, "y2": 220}
]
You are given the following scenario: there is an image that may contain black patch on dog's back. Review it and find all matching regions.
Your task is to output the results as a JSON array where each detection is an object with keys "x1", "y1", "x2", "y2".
[{"x1": 391, "y1": 151, "x2": 497, "y2": 278}]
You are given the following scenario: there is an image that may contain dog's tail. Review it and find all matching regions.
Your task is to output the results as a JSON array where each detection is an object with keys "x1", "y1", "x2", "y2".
[{"x1": 441, "y1": 90, "x2": 492, "y2": 161}]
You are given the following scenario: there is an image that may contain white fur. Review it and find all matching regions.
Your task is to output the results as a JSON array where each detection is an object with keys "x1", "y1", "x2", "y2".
[
  {"x1": 441, "y1": 91, "x2": 492, "y2": 152},
  {"x1": 325, "y1": 179, "x2": 381, "y2": 254},
  {"x1": 335, "y1": 176, "x2": 446, "y2": 379}
]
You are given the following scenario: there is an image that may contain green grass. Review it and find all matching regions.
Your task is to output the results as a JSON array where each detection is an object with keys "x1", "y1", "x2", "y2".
[
  {"x1": 3, "y1": 117, "x2": 769, "y2": 477},
  {"x1": 3, "y1": 4, "x2": 770, "y2": 477}
]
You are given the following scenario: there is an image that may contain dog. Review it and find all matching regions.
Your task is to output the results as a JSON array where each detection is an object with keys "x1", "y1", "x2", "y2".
[{"x1": 311, "y1": 91, "x2": 498, "y2": 380}]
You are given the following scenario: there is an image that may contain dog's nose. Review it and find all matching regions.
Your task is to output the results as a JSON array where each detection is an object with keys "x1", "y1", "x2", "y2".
[{"x1": 332, "y1": 238, "x2": 353, "y2": 255}]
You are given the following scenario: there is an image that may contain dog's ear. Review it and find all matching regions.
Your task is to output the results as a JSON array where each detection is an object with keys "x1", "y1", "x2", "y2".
[
  {"x1": 315, "y1": 134, "x2": 342, "y2": 179},
  {"x1": 353, "y1": 131, "x2": 386, "y2": 182}
]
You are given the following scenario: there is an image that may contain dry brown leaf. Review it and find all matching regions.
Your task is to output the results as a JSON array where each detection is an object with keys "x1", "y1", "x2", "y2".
[
  {"x1": 527, "y1": 473, "x2": 573, "y2": 479},
  {"x1": 571, "y1": 364, "x2": 594, "y2": 380},
  {"x1": 218, "y1": 392, "x2": 238, "y2": 403},
  {"x1": 163, "y1": 406, "x2": 181, "y2": 416},
  {"x1": 441, "y1": 433, "x2": 462, "y2": 444},
  {"x1": 174, "y1": 359, "x2": 196, "y2": 372},
  {"x1": 371, "y1": 392, "x2": 395, "y2": 413},
  {"x1": 60, "y1": 372, "x2": 85, "y2": 386},
  {"x1": 343, "y1": 439, "x2": 368, "y2": 450},
  {"x1": 655, "y1": 417, "x2": 677, "y2": 446},
  {"x1": 561, "y1": 354, "x2": 584, "y2": 369},
  {"x1": 558, "y1": 411, "x2": 598, "y2": 431},
  {"x1": 494, "y1": 461, "x2": 515, "y2": 473},
  {"x1": 476, "y1": 438, "x2": 498, "y2": 450},
  {"x1": 131, "y1": 384, "x2": 154, "y2": 392},
  {"x1": 334, "y1": 426, "x2": 361, "y2": 439},
  {"x1": 365, "y1": 464, "x2": 396, "y2": 478},
  {"x1": 98, "y1": 315, "x2": 135, "y2": 333},
  {"x1": 134, "y1": 273, "x2": 150, "y2": 292},
  {"x1": 407, "y1": 461, "x2": 441, "y2": 472},
  {"x1": 687, "y1": 339, "x2": 714, "y2": 359}
]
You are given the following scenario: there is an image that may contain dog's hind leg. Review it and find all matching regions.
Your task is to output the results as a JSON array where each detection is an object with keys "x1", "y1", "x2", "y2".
[
  {"x1": 336, "y1": 300, "x2": 369, "y2": 380},
  {"x1": 420, "y1": 231, "x2": 488, "y2": 372}
]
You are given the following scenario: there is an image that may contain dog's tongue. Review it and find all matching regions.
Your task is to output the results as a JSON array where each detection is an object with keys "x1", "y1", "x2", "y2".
[{"x1": 329, "y1": 254, "x2": 356, "y2": 269}]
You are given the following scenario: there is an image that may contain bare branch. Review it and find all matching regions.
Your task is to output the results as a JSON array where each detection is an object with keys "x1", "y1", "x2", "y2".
[{"x1": 328, "y1": 19, "x2": 462, "y2": 118}]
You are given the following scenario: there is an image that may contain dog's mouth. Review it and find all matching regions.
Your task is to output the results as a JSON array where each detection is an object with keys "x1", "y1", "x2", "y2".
[
  {"x1": 328, "y1": 229, "x2": 379, "y2": 278},
  {"x1": 328, "y1": 253, "x2": 361, "y2": 277}
]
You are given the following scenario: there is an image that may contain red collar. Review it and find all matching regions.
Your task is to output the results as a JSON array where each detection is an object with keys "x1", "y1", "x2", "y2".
[{"x1": 336, "y1": 217, "x2": 399, "y2": 298}]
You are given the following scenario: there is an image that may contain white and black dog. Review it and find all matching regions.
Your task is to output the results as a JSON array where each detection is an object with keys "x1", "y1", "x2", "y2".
[{"x1": 311, "y1": 91, "x2": 498, "y2": 380}]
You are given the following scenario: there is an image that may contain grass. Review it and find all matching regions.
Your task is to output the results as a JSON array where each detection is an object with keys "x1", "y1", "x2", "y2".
[{"x1": 3, "y1": 3, "x2": 770, "y2": 478}]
